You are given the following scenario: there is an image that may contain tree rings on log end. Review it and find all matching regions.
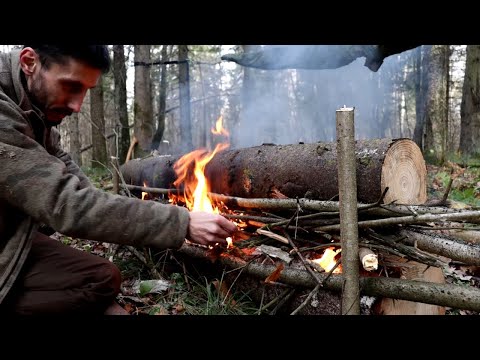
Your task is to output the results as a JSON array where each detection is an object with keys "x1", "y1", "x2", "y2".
[{"x1": 381, "y1": 139, "x2": 427, "y2": 205}]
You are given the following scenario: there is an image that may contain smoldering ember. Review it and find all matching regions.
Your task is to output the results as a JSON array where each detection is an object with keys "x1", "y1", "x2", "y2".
[{"x1": 113, "y1": 114, "x2": 480, "y2": 315}]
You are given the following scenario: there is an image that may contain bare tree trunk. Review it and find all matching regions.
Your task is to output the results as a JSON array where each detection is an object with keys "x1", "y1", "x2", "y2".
[
  {"x1": 178, "y1": 45, "x2": 193, "y2": 153},
  {"x1": 460, "y1": 45, "x2": 480, "y2": 158},
  {"x1": 234, "y1": 45, "x2": 260, "y2": 149},
  {"x1": 197, "y1": 59, "x2": 207, "y2": 149},
  {"x1": 90, "y1": 76, "x2": 108, "y2": 168},
  {"x1": 413, "y1": 46, "x2": 425, "y2": 149},
  {"x1": 424, "y1": 45, "x2": 450, "y2": 164},
  {"x1": 67, "y1": 112, "x2": 81, "y2": 166},
  {"x1": 152, "y1": 45, "x2": 168, "y2": 153},
  {"x1": 134, "y1": 45, "x2": 154, "y2": 158},
  {"x1": 113, "y1": 45, "x2": 130, "y2": 165}
]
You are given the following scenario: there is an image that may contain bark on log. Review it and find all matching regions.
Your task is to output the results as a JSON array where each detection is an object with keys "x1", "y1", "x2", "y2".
[
  {"x1": 398, "y1": 228, "x2": 480, "y2": 266},
  {"x1": 121, "y1": 155, "x2": 178, "y2": 194},
  {"x1": 316, "y1": 210, "x2": 480, "y2": 232},
  {"x1": 422, "y1": 225, "x2": 480, "y2": 245},
  {"x1": 121, "y1": 138, "x2": 427, "y2": 205},
  {"x1": 105, "y1": 182, "x2": 479, "y2": 222},
  {"x1": 206, "y1": 138, "x2": 426, "y2": 205}
]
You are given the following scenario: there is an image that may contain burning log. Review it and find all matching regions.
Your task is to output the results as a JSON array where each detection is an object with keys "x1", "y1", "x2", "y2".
[{"x1": 120, "y1": 138, "x2": 427, "y2": 205}]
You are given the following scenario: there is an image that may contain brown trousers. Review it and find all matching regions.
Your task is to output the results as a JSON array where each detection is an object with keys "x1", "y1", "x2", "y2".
[{"x1": 1, "y1": 232, "x2": 122, "y2": 314}]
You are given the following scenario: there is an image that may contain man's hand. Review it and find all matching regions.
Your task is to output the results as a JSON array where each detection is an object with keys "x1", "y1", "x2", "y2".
[{"x1": 187, "y1": 211, "x2": 237, "y2": 247}]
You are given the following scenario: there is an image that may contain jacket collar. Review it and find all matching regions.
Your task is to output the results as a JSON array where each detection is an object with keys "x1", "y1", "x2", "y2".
[{"x1": 9, "y1": 49, "x2": 47, "y2": 121}]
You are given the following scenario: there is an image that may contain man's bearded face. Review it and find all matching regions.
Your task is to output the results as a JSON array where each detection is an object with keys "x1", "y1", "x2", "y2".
[{"x1": 26, "y1": 55, "x2": 102, "y2": 124}]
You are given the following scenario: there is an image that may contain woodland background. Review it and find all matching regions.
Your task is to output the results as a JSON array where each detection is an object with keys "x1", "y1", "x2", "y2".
[
  {"x1": 2, "y1": 45, "x2": 480, "y2": 315},
  {"x1": 2, "y1": 45, "x2": 478, "y2": 168}
]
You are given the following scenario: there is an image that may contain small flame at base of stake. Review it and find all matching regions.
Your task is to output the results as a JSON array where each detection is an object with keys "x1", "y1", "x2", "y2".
[
  {"x1": 171, "y1": 116, "x2": 234, "y2": 249},
  {"x1": 141, "y1": 182, "x2": 148, "y2": 200},
  {"x1": 311, "y1": 247, "x2": 342, "y2": 273}
]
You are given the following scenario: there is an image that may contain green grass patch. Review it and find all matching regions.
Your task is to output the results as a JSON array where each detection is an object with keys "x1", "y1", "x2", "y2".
[
  {"x1": 427, "y1": 165, "x2": 480, "y2": 208},
  {"x1": 179, "y1": 274, "x2": 258, "y2": 315}
]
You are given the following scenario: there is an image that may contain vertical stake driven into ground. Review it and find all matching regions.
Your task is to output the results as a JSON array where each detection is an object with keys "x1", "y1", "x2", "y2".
[{"x1": 336, "y1": 106, "x2": 360, "y2": 315}]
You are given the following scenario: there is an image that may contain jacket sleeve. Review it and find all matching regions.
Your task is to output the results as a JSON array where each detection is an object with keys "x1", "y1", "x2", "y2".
[
  {"x1": 47, "y1": 127, "x2": 92, "y2": 189},
  {"x1": 0, "y1": 102, "x2": 189, "y2": 249}
]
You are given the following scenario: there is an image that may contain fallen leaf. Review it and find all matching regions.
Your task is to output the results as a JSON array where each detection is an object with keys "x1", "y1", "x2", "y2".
[
  {"x1": 213, "y1": 280, "x2": 236, "y2": 305},
  {"x1": 264, "y1": 263, "x2": 284, "y2": 283},
  {"x1": 134, "y1": 279, "x2": 171, "y2": 296}
]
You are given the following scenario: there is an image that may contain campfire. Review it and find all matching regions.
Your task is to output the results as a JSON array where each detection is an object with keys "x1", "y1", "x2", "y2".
[
  {"x1": 116, "y1": 114, "x2": 480, "y2": 315},
  {"x1": 166, "y1": 115, "x2": 342, "y2": 272},
  {"x1": 169, "y1": 116, "x2": 234, "y2": 249}
]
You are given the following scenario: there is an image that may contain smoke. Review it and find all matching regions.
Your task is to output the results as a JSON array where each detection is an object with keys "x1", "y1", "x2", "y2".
[{"x1": 229, "y1": 45, "x2": 415, "y2": 150}]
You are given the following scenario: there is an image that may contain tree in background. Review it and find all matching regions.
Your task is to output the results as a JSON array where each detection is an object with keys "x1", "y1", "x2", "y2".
[
  {"x1": 133, "y1": 45, "x2": 154, "y2": 158},
  {"x1": 46, "y1": 45, "x2": 470, "y2": 167},
  {"x1": 424, "y1": 45, "x2": 450, "y2": 165},
  {"x1": 90, "y1": 75, "x2": 108, "y2": 168},
  {"x1": 113, "y1": 45, "x2": 130, "y2": 164},
  {"x1": 178, "y1": 45, "x2": 193, "y2": 153},
  {"x1": 65, "y1": 113, "x2": 81, "y2": 165},
  {"x1": 151, "y1": 45, "x2": 169, "y2": 153},
  {"x1": 460, "y1": 45, "x2": 480, "y2": 159}
]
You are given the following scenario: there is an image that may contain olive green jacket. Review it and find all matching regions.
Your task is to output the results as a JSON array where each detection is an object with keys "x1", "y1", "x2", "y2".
[{"x1": 0, "y1": 49, "x2": 190, "y2": 302}]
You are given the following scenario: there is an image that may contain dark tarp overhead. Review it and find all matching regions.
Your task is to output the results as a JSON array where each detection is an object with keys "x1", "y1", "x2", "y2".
[{"x1": 221, "y1": 45, "x2": 421, "y2": 72}]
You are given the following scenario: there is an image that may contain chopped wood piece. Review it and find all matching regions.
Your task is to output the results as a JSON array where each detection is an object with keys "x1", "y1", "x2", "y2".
[{"x1": 359, "y1": 247, "x2": 378, "y2": 271}]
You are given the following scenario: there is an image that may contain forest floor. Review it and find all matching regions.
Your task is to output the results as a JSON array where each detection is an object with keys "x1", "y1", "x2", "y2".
[
  {"x1": 425, "y1": 162, "x2": 480, "y2": 315},
  {"x1": 54, "y1": 162, "x2": 480, "y2": 315}
]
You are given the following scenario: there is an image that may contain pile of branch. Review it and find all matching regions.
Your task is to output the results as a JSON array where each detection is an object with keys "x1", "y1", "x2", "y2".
[
  {"x1": 111, "y1": 180, "x2": 480, "y2": 313},
  {"x1": 111, "y1": 137, "x2": 480, "y2": 314}
]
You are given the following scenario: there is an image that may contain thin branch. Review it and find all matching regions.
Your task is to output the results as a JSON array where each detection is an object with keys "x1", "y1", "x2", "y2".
[
  {"x1": 291, "y1": 283, "x2": 321, "y2": 315},
  {"x1": 315, "y1": 210, "x2": 480, "y2": 232}
]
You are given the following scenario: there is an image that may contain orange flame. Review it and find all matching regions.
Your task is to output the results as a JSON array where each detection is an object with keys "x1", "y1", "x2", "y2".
[
  {"x1": 172, "y1": 116, "x2": 233, "y2": 248},
  {"x1": 141, "y1": 181, "x2": 148, "y2": 200},
  {"x1": 312, "y1": 247, "x2": 342, "y2": 273}
]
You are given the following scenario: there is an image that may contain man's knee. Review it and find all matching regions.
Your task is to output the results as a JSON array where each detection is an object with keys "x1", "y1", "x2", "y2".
[{"x1": 95, "y1": 259, "x2": 122, "y2": 296}]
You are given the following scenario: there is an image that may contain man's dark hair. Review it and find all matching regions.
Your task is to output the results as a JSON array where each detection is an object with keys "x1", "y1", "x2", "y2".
[{"x1": 22, "y1": 45, "x2": 111, "y2": 73}]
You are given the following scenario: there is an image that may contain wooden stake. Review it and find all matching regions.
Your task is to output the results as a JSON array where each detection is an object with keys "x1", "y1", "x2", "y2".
[{"x1": 336, "y1": 106, "x2": 360, "y2": 315}]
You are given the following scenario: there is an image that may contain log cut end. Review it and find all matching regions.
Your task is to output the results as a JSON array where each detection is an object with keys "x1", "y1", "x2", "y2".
[
  {"x1": 381, "y1": 139, "x2": 427, "y2": 205},
  {"x1": 372, "y1": 255, "x2": 446, "y2": 315}
]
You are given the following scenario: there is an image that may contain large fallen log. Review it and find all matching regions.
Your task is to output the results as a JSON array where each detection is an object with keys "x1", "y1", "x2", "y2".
[{"x1": 120, "y1": 138, "x2": 427, "y2": 205}]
